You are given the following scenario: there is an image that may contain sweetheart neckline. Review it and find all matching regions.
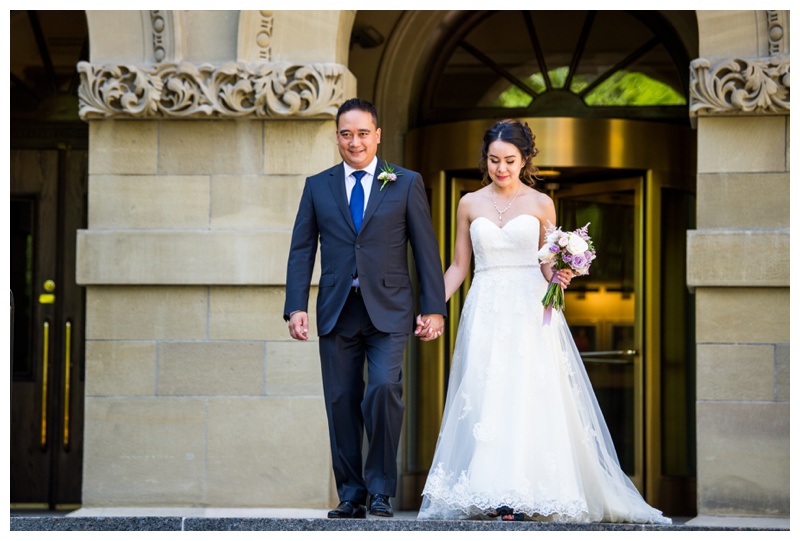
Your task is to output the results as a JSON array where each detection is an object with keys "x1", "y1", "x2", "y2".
[{"x1": 470, "y1": 214, "x2": 540, "y2": 231}]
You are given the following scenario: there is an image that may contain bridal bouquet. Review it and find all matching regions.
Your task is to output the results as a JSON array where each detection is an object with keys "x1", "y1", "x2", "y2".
[{"x1": 537, "y1": 222, "x2": 596, "y2": 315}]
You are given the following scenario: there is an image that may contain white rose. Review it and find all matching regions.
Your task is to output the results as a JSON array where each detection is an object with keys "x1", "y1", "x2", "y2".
[
  {"x1": 566, "y1": 233, "x2": 589, "y2": 255},
  {"x1": 557, "y1": 235, "x2": 569, "y2": 247},
  {"x1": 537, "y1": 244, "x2": 556, "y2": 263}
]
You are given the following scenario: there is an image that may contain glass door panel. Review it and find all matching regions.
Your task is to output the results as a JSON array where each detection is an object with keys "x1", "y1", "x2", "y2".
[
  {"x1": 11, "y1": 148, "x2": 87, "y2": 510},
  {"x1": 554, "y1": 178, "x2": 643, "y2": 490}
]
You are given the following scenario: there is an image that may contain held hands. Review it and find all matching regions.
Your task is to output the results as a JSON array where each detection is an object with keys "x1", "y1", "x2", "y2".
[
  {"x1": 551, "y1": 269, "x2": 574, "y2": 289},
  {"x1": 290, "y1": 311, "x2": 444, "y2": 341},
  {"x1": 414, "y1": 313, "x2": 444, "y2": 341},
  {"x1": 288, "y1": 311, "x2": 309, "y2": 341}
]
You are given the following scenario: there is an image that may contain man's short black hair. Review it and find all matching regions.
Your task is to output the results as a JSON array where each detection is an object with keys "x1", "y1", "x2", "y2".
[{"x1": 336, "y1": 98, "x2": 379, "y2": 128}]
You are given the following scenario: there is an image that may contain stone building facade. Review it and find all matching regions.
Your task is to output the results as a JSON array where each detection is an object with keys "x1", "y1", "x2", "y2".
[
  {"x1": 9, "y1": 10, "x2": 789, "y2": 519},
  {"x1": 688, "y1": 11, "x2": 790, "y2": 517}
]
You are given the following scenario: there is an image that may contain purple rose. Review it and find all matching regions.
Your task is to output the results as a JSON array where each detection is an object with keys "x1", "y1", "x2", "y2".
[
  {"x1": 549, "y1": 244, "x2": 560, "y2": 253},
  {"x1": 562, "y1": 253, "x2": 573, "y2": 263},
  {"x1": 571, "y1": 254, "x2": 585, "y2": 268}
]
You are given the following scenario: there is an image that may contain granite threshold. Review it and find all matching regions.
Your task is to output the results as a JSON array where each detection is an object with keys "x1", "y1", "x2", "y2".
[{"x1": 10, "y1": 508, "x2": 789, "y2": 531}]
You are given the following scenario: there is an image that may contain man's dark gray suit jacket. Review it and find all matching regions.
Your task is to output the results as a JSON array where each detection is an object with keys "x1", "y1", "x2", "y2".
[{"x1": 284, "y1": 159, "x2": 446, "y2": 336}]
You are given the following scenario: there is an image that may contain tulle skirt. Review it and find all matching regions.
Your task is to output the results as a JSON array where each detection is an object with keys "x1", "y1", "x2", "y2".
[{"x1": 418, "y1": 265, "x2": 670, "y2": 524}]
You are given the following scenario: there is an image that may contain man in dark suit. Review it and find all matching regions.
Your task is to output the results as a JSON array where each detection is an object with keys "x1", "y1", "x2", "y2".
[{"x1": 284, "y1": 98, "x2": 446, "y2": 518}]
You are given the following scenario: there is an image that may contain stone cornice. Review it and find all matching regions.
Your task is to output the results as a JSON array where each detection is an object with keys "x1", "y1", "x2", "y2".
[
  {"x1": 689, "y1": 56, "x2": 790, "y2": 117},
  {"x1": 77, "y1": 61, "x2": 349, "y2": 120}
]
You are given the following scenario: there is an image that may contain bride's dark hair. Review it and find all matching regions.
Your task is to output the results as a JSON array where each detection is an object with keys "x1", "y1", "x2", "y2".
[{"x1": 478, "y1": 119, "x2": 540, "y2": 186}]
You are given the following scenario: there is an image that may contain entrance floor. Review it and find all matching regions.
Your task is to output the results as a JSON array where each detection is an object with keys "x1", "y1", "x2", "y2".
[{"x1": 10, "y1": 508, "x2": 787, "y2": 531}]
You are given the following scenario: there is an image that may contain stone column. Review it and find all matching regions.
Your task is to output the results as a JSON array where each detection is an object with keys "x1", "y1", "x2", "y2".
[
  {"x1": 77, "y1": 10, "x2": 355, "y2": 507},
  {"x1": 689, "y1": 10, "x2": 790, "y2": 518}
]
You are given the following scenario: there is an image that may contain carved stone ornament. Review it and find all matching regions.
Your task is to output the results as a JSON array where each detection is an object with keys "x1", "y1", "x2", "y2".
[
  {"x1": 150, "y1": 11, "x2": 168, "y2": 62},
  {"x1": 689, "y1": 56, "x2": 790, "y2": 117},
  {"x1": 77, "y1": 61, "x2": 347, "y2": 120},
  {"x1": 766, "y1": 11, "x2": 786, "y2": 57},
  {"x1": 255, "y1": 11, "x2": 274, "y2": 61}
]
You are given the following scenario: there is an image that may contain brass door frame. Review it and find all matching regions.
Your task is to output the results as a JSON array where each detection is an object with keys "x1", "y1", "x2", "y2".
[
  {"x1": 446, "y1": 178, "x2": 484, "y2": 365},
  {"x1": 403, "y1": 117, "x2": 695, "y2": 510}
]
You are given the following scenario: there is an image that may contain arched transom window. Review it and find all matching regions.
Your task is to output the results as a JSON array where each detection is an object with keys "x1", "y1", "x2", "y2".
[{"x1": 421, "y1": 11, "x2": 691, "y2": 123}]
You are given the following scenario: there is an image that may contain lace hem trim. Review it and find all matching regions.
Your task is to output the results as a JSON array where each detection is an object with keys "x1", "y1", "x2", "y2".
[
  {"x1": 420, "y1": 464, "x2": 671, "y2": 524},
  {"x1": 420, "y1": 491, "x2": 671, "y2": 524}
]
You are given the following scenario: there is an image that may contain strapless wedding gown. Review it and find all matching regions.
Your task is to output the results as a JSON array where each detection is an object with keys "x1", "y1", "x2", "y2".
[{"x1": 418, "y1": 215, "x2": 670, "y2": 523}]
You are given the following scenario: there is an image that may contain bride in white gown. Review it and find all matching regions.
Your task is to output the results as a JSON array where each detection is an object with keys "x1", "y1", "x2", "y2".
[{"x1": 416, "y1": 120, "x2": 670, "y2": 524}]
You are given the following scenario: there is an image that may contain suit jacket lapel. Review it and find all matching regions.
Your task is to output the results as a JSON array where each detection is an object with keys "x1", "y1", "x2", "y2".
[
  {"x1": 361, "y1": 158, "x2": 389, "y2": 232},
  {"x1": 328, "y1": 163, "x2": 357, "y2": 234}
]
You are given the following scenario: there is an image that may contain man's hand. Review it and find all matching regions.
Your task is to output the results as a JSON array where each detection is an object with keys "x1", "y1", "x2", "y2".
[
  {"x1": 414, "y1": 313, "x2": 444, "y2": 341},
  {"x1": 414, "y1": 314, "x2": 427, "y2": 336},
  {"x1": 288, "y1": 311, "x2": 310, "y2": 341}
]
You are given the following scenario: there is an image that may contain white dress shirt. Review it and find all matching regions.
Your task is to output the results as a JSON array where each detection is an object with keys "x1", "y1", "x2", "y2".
[{"x1": 343, "y1": 156, "x2": 378, "y2": 214}]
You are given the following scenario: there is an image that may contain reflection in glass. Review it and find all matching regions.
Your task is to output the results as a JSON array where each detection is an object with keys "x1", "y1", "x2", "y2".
[
  {"x1": 571, "y1": 325, "x2": 597, "y2": 353},
  {"x1": 11, "y1": 199, "x2": 35, "y2": 377},
  {"x1": 495, "y1": 67, "x2": 684, "y2": 108},
  {"x1": 560, "y1": 192, "x2": 635, "y2": 290},
  {"x1": 494, "y1": 85, "x2": 534, "y2": 108},
  {"x1": 583, "y1": 71, "x2": 685, "y2": 106},
  {"x1": 559, "y1": 189, "x2": 637, "y2": 475},
  {"x1": 495, "y1": 67, "x2": 568, "y2": 107},
  {"x1": 585, "y1": 361, "x2": 635, "y2": 473},
  {"x1": 428, "y1": 10, "x2": 689, "y2": 118}
]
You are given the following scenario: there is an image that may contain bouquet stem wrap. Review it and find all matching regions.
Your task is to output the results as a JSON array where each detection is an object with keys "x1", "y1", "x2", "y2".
[{"x1": 541, "y1": 270, "x2": 566, "y2": 325}]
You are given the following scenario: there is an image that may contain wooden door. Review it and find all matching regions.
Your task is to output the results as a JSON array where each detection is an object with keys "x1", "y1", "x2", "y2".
[{"x1": 11, "y1": 147, "x2": 87, "y2": 509}]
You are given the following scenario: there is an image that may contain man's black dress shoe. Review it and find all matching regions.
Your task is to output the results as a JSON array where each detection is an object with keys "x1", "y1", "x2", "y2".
[
  {"x1": 327, "y1": 501, "x2": 366, "y2": 519},
  {"x1": 369, "y1": 494, "x2": 393, "y2": 517}
]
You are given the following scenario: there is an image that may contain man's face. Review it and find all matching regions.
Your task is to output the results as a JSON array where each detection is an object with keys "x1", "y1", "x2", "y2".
[{"x1": 336, "y1": 109, "x2": 381, "y2": 170}]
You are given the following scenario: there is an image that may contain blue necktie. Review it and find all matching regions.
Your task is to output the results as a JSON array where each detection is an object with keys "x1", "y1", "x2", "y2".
[{"x1": 350, "y1": 170, "x2": 366, "y2": 234}]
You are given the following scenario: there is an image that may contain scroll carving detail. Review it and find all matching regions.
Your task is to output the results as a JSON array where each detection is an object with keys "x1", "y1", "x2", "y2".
[
  {"x1": 689, "y1": 56, "x2": 790, "y2": 116},
  {"x1": 77, "y1": 61, "x2": 348, "y2": 120}
]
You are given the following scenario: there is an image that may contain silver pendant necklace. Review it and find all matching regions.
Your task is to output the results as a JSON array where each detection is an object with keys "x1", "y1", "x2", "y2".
[{"x1": 492, "y1": 183, "x2": 522, "y2": 221}]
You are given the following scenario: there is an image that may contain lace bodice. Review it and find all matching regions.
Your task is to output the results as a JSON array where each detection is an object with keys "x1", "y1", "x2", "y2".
[{"x1": 470, "y1": 215, "x2": 541, "y2": 273}]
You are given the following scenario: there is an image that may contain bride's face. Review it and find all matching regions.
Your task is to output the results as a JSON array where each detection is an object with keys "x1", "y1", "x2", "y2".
[{"x1": 487, "y1": 140, "x2": 524, "y2": 188}]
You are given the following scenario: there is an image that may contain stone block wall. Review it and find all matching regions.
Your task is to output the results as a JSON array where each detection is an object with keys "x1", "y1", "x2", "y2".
[
  {"x1": 79, "y1": 119, "x2": 338, "y2": 507},
  {"x1": 689, "y1": 115, "x2": 790, "y2": 517},
  {"x1": 689, "y1": 10, "x2": 790, "y2": 517}
]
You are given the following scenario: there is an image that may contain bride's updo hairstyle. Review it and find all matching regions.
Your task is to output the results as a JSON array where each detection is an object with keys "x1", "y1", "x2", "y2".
[{"x1": 478, "y1": 119, "x2": 540, "y2": 186}]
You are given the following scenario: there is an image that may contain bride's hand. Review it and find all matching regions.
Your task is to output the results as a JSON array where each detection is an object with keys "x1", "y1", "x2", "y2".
[
  {"x1": 414, "y1": 314, "x2": 429, "y2": 336},
  {"x1": 553, "y1": 269, "x2": 573, "y2": 289}
]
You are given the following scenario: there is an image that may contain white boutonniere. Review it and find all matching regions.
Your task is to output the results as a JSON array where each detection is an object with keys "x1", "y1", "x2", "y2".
[{"x1": 377, "y1": 163, "x2": 402, "y2": 191}]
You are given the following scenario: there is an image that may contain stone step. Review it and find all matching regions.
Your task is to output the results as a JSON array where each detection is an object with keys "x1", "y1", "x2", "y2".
[{"x1": 10, "y1": 515, "x2": 788, "y2": 532}]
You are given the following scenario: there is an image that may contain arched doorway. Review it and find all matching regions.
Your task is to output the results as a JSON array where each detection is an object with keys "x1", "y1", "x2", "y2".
[
  {"x1": 10, "y1": 10, "x2": 89, "y2": 510},
  {"x1": 392, "y1": 10, "x2": 697, "y2": 517}
]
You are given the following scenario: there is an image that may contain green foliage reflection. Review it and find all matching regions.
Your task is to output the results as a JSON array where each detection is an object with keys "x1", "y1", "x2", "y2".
[{"x1": 495, "y1": 67, "x2": 685, "y2": 108}]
